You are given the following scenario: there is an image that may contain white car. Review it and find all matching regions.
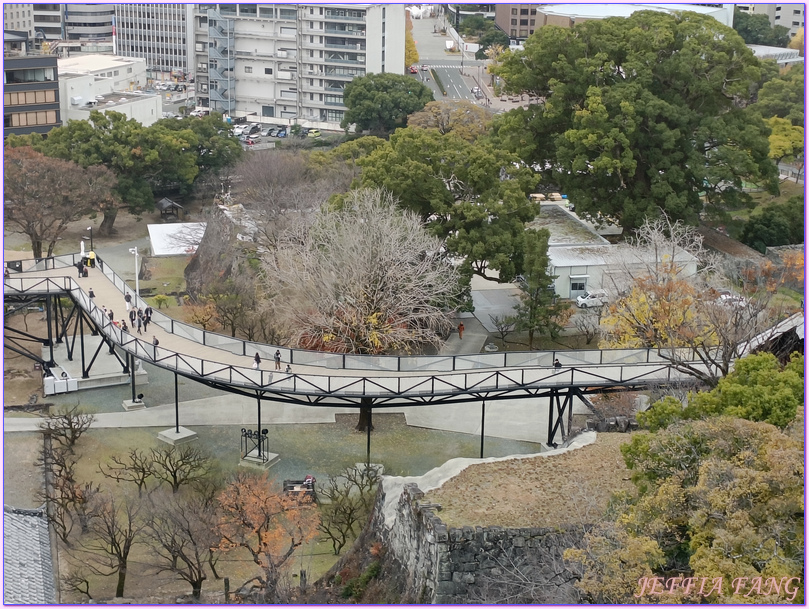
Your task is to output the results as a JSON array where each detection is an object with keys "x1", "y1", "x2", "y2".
[{"x1": 576, "y1": 289, "x2": 609, "y2": 308}]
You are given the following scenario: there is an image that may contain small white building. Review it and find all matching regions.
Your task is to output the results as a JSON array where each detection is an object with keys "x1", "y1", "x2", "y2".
[
  {"x1": 59, "y1": 72, "x2": 162, "y2": 126},
  {"x1": 58, "y1": 54, "x2": 149, "y2": 91},
  {"x1": 532, "y1": 203, "x2": 698, "y2": 299}
]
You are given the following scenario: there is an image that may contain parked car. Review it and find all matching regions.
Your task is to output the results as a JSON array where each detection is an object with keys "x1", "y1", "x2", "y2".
[
  {"x1": 276, "y1": 128, "x2": 287, "y2": 138},
  {"x1": 260, "y1": 127, "x2": 272, "y2": 137},
  {"x1": 246, "y1": 123, "x2": 261, "y2": 135},
  {"x1": 246, "y1": 134, "x2": 261, "y2": 144},
  {"x1": 576, "y1": 290, "x2": 609, "y2": 308},
  {"x1": 409, "y1": 65, "x2": 419, "y2": 74},
  {"x1": 233, "y1": 125, "x2": 247, "y2": 136},
  {"x1": 421, "y1": 64, "x2": 429, "y2": 71},
  {"x1": 307, "y1": 129, "x2": 322, "y2": 138}
]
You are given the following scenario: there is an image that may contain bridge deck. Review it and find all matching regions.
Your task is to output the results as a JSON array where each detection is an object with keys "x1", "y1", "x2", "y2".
[{"x1": 5, "y1": 254, "x2": 715, "y2": 406}]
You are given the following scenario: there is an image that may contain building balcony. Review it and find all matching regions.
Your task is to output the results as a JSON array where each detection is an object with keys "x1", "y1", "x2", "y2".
[
  {"x1": 325, "y1": 57, "x2": 363, "y2": 65},
  {"x1": 325, "y1": 42, "x2": 365, "y2": 51},
  {"x1": 324, "y1": 28, "x2": 365, "y2": 37},
  {"x1": 324, "y1": 12, "x2": 365, "y2": 22}
]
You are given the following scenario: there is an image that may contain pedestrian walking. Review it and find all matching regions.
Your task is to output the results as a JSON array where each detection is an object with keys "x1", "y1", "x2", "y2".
[
  {"x1": 121, "y1": 320, "x2": 128, "y2": 333},
  {"x1": 458, "y1": 322, "x2": 464, "y2": 340},
  {"x1": 554, "y1": 358, "x2": 562, "y2": 369},
  {"x1": 124, "y1": 292, "x2": 132, "y2": 312},
  {"x1": 75, "y1": 260, "x2": 83, "y2": 278},
  {"x1": 88, "y1": 288, "x2": 95, "y2": 300},
  {"x1": 253, "y1": 352, "x2": 261, "y2": 370},
  {"x1": 285, "y1": 364, "x2": 292, "y2": 373},
  {"x1": 152, "y1": 336, "x2": 159, "y2": 346},
  {"x1": 108, "y1": 309, "x2": 114, "y2": 322},
  {"x1": 129, "y1": 309, "x2": 137, "y2": 324},
  {"x1": 136, "y1": 316, "x2": 142, "y2": 335},
  {"x1": 87, "y1": 250, "x2": 96, "y2": 268},
  {"x1": 144, "y1": 305, "x2": 153, "y2": 322},
  {"x1": 274, "y1": 350, "x2": 282, "y2": 370},
  {"x1": 142, "y1": 314, "x2": 150, "y2": 332},
  {"x1": 102, "y1": 305, "x2": 108, "y2": 317}
]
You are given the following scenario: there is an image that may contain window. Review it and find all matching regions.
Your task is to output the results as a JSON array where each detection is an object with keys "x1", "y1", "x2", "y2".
[
  {"x1": 520, "y1": 8, "x2": 528, "y2": 15},
  {"x1": 127, "y1": 67, "x2": 132, "y2": 73},
  {"x1": 570, "y1": 280, "x2": 586, "y2": 292},
  {"x1": 510, "y1": 29, "x2": 516, "y2": 36},
  {"x1": 511, "y1": 18, "x2": 517, "y2": 25},
  {"x1": 262, "y1": 105, "x2": 274, "y2": 117},
  {"x1": 530, "y1": 29, "x2": 534, "y2": 34},
  {"x1": 520, "y1": 19, "x2": 528, "y2": 25},
  {"x1": 530, "y1": 19, "x2": 535, "y2": 25},
  {"x1": 244, "y1": 66, "x2": 252, "y2": 73},
  {"x1": 530, "y1": 8, "x2": 537, "y2": 15},
  {"x1": 519, "y1": 30, "x2": 528, "y2": 37},
  {"x1": 511, "y1": 8, "x2": 517, "y2": 14},
  {"x1": 265, "y1": 67, "x2": 272, "y2": 74},
  {"x1": 114, "y1": 70, "x2": 119, "y2": 76}
]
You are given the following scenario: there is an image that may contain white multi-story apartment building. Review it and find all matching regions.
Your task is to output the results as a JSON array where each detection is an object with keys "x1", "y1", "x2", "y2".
[
  {"x1": 192, "y1": 3, "x2": 405, "y2": 128},
  {"x1": 736, "y1": 3, "x2": 805, "y2": 38},
  {"x1": 114, "y1": 4, "x2": 195, "y2": 80}
]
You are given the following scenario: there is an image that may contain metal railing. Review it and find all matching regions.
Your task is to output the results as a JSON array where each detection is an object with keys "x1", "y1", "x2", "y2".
[{"x1": 5, "y1": 254, "x2": 716, "y2": 386}]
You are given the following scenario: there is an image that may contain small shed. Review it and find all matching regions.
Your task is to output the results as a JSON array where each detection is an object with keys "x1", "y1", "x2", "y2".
[{"x1": 156, "y1": 197, "x2": 183, "y2": 220}]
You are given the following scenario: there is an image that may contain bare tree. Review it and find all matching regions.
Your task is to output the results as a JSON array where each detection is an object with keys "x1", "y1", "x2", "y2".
[
  {"x1": 468, "y1": 540, "x2": 581, "y2": 604},
  {"x1": 407, "y1": 99, "x2": 494, "y2": 141},
  {"x1": 38, "y1": 404, "x2": 95, "y2": 452},
  {"x1": 317, "y1": 465, "x2": 382, "y2": 555},
  {"x1": 98, "y1": 448, "x2": 154, "y2": 497},
  {"x1": 144, "y1": 489, "x2": 220, "y2": 599},
  {"x1": 602, "y1": 213, "x2": 796, "y2": 386},
  {"x1": 489, "y1": 314, "x2": 517, "y2": 343},
  {"x1": 81, "y1": 491, "x2": 144, "y2": 598},
  {"x1": 62, "y1": 566, "x2": 93, "y2": 602},
  {"x1": 573, "y1": 306, "x2": 604, "y2": 345},
  {"x1": 150, "y1": 444, "x2": 213, "y2": 493},
  {"x1": 264, "y1": 188, "x2": 460, "y2": 354}
]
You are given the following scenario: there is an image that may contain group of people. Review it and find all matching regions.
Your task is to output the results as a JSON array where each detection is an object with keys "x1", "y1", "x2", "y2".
[
  {"x1": 124, "y1": 305, "x2": 153, "y2": 335},
  {"x1": 253, "y1": 350, "x2": 290, "y2": 373}
]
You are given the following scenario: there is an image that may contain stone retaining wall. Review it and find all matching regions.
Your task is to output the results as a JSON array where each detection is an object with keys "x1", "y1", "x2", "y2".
[{"x1": 374, "y1": 482, "x2": 583, "y2": 603}]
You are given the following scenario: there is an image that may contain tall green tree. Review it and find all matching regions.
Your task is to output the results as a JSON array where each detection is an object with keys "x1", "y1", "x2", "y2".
[
  {"x1": 733, "y1": 8, "x2": 791, "y2": 46},
  {"x1": 754, "y1": 68, "x2": 805, "y2": 126},
  {"x1": 356, "y1": 127, "x2": 540, "y2": 281},
  {"x1": 512, "y1": 228, "x2": 571, "y2": 349},
  {"x1": 341, "y1": 73, "x2": 433, "y2": 134},
  {"x1": 740, "y1": 195, "x2": 805, "y2": 252},
  {"x1": 492, "y1": 11, "x2": 778, "y2": 229}
]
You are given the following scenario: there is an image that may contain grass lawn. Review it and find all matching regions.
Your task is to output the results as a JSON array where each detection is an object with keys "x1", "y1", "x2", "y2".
[{"x1": 140, "y1": 255, "x2": 192, "y2": 299}]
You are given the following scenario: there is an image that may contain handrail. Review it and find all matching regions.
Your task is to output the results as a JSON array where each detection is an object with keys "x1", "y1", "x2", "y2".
[
  {"x1": 7, "y1": 276, "x2": 698, "y2": 400},
  {"x1": 4, "y1": 251, "x2": 715, "y2": 376}
]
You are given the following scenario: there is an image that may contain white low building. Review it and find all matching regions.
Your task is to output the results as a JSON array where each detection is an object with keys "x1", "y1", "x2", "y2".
[
  {"x1": 58, "y1": 55, "x2": 163, "y2": 126},
  {"x1": 532, "y1": 203, "x2": 697, "y2": 300}
]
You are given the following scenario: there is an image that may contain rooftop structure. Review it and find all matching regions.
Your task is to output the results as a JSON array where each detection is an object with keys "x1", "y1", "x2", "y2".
[{"x1": 3, "y1": 506, "x2": 57, "y2": 604}]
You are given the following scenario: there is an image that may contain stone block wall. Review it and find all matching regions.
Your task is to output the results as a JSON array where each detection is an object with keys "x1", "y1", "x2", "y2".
[{"x1": 373, "y1": 482, "x2": 583, "y2": 603}]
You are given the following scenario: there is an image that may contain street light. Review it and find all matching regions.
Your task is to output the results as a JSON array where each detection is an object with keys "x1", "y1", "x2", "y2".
[
  {"x1": 85, "y1": 226, "x2": 94, "y2": 251},
  {"x1": 129, "y1": 247, "x2": 140, "y2": 298}
]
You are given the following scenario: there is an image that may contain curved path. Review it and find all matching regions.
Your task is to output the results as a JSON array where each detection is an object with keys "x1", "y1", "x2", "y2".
[{"x1": 5, "y1": 253, "x2": 713, "y2": 407}]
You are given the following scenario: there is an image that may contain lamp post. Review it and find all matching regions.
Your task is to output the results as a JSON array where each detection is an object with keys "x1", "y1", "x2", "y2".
[
  {"x1": 85, "y1": 226, "x2": 94, "y2": 251},
  {"x1": 129, "y1": 247, "x2": 140, "y2": 298}
]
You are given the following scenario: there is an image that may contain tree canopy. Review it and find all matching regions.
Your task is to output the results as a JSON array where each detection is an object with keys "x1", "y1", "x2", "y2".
[
  {"x1": 741, "y1": 195, "x2": 805, "y2": 253},
  {"x1": 263, "y1": 188, "x2": 460, "y2": 354},
  {"x1": 6, "y1": 111, "x2": 242, "y2": 235},
  {"x1": 341, "y1": 73, "x2": 434, "y2": 133},
  {"x1": 754, "y1": 68, "x2": 805, "y2": 126},
  {"x1": 356, "y1": 127, "x2": 540, "y2": 281},
  {"x1": 733, "y1": 8, "x2": 791, "y2": 46},
  {"x1": 3, "y1": 146, "x2": 117, "y2": 258},
  {"x1": 491, "y1": 11, "x2": 778, "y2": 229},
  {"x1": 407, "y1": 100, "x2": 493, "y2": 141}
]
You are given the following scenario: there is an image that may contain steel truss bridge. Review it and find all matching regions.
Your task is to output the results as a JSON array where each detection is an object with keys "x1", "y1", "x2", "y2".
[{"x1": 6, "y1": 253, "x2": 795, "y2": 451}]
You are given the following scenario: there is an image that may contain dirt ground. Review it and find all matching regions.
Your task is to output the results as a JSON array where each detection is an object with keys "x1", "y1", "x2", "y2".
[{"x1": 425, "y1": 433, "x2": 634, "y2": 528}]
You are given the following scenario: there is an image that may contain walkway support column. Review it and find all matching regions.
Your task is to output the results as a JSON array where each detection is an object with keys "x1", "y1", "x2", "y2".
[
  {"x1": 479, "y1": 400, "x2": 486, "y2": 458},
  {"x1": 130, "y1": 353, "x2": 136, "y2": 402},
  {"x1": 174, "y1": 372, "x2": 180, "y2": 434}
]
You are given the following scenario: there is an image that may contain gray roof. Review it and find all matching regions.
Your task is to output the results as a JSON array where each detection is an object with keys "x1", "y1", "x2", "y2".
[{"x1": 3, "y1": 506, "x2": 57, "y2": 604}]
